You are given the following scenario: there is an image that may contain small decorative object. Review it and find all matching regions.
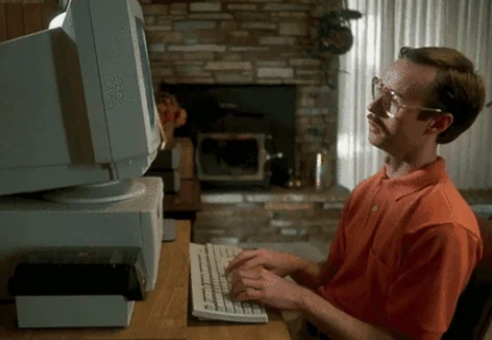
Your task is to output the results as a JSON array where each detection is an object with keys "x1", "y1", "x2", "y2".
[
  {"x1": 314, "y1": 148, "x2": 329, "y2": 191},
  {"x1": 316, "y1": 9, "x2": 362, "y2": 55},
  {"x1": 306, "y1": 3, "x2": 362, "y2": 89},
  {"x1": 286, "y1": 168, "x2": 303, "y2": 189},
  {"x1": 155, "y1": 92, "x2": 187, "y2": 149}
]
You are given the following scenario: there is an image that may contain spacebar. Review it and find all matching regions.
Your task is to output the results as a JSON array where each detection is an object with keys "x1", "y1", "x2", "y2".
[{"x1": 193, "y1": 309, "x2": 269, "y2": 323}]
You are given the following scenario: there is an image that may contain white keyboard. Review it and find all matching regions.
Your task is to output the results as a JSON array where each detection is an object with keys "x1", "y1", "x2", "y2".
[{"x1": 189, "y1": 243, "x2": 269, "y2": 323}]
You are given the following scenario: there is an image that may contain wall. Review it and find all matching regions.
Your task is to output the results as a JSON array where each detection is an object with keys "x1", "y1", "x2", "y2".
[
  {"x1": 0, "y1": 1, "x2": 60, "y2": 43},
  {"x1": 140, "y1": 0, "x2": 350, "y2": 243},
  {"x1": 141, "y1": 0, "x2": 343, "y2": 188},
  {"x1": 194, "y1": 185, "x2": 350, "y2": 244}
]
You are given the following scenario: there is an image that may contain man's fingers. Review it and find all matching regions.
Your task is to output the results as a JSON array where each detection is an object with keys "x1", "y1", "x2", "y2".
[
  {"x1": 230, "y1": 266, "x2": 263, "y2": 286},
  {"x1": 231, "y1": 277, "x2": 263, "y2": 296},
  {"x1": 235, "y1": 287, "x2": 262, "y2": 302},
  {"x1": 236, "y1": 256, "x2": 265, "y2": 272},
  {"x1": 231, "y1": 278, "x2": 264, "y2": 300},
  {"x1": 225, "y1": 250, "x2": 258, "y2": 273},
  {"x1": 230, "y1": 268, "x2": 264, "y2": 294},
  {"x1": 224, "y1": 251, "x2": 249, "y2": 273}
]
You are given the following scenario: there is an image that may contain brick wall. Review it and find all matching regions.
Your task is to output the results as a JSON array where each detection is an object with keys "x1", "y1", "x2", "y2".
[
  {"x1": 141, "y1": 0, "x2": 343, "y2": 187},
  {"x1": 194, "y1": 186, "x2": 350, "y2": 244},
  {"x1": 140, "y1": 0, "x2": 347, "y2": 243}
]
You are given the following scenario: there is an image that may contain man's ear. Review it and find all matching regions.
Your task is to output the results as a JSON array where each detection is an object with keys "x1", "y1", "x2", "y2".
[{"x1": 426, "y1": 113, "x2": 454, "y2": 134}]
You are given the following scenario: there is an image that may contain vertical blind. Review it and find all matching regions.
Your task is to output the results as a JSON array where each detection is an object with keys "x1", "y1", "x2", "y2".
[{"x1": 337, "y1": 0, "x2": 492, "y2": 190}]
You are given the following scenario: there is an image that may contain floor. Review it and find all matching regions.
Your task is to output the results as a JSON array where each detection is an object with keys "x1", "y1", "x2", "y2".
[{"x1": 235, "y1": 241, "x2": 492, "y2": 340}]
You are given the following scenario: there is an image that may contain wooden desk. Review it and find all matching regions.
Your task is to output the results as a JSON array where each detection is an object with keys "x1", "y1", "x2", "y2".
[
  {"x1": 0, "y1": 220, "x2": 291, "y2": 340},
  {"x1": 186, "y1": 310, "x2": 291, "y2": 340}
]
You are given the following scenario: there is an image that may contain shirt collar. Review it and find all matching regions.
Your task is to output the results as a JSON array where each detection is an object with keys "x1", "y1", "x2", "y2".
[{"x1": 375, "y1": 156, "x2": 448, "y2": 201}]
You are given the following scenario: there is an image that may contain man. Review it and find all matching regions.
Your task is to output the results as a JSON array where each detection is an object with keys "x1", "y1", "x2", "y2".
[{"x1": 225, "y1": 46, "x2": 486, "y2": 340}]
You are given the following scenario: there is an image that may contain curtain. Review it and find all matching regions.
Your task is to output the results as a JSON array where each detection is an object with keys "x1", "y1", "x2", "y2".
[{"x1": 337, "y1": 0, "x2": 492, "y2": 190}]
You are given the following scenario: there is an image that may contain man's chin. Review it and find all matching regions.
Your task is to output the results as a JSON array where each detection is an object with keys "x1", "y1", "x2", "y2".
[
  {"x1": 368, "y1": 135, "x2": 386, "y2": 150},
  {"x1": 368, "y1": 134, "x2": 379, "y2": 145}
]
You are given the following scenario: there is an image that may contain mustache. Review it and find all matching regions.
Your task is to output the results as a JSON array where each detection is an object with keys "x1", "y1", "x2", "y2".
[
  {"x1": 366, "y1": 111, "x2": 384, "y2": 130},
  {"x1": 367, "y1": 117, "x2": 383, "y2": 127},
  {"x1": 367, "y1": 117, "x2": 386, "y2": 133},
  {"x1": 368, "y1": 119, "x2": 382, "y2": 127}
]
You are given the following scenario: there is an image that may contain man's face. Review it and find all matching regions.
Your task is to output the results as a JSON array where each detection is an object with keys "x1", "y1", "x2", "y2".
[{"x1": 367, "y1": 59, "x2": 439, "y2": 156}]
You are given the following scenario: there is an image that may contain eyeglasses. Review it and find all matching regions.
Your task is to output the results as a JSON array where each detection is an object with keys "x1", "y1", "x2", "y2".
[{"x1": 371, "y1": 76, "x2": 443, "y2": 118}]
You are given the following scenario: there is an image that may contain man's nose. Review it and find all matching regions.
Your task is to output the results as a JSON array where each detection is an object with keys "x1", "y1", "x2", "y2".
[{"x1": 367, "y1": 96, "x2": 386, "y2": 118}]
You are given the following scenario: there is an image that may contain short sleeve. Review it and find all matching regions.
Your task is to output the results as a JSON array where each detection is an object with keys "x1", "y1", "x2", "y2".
[{"x1": 386, "y1": 223, "x2": 482, "y2": 339}]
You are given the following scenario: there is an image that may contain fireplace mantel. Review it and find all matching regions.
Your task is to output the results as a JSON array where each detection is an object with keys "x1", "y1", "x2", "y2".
[{"x1": 201, "y1": 184, "x2": 349, "y2": 204}]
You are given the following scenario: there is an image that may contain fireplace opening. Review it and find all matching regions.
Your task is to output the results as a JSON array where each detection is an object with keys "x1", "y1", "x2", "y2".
[
  {"x1": 161, "y1": 84, "x2": 297, "y2": 190},
  {"x1": 198, "y1": 135, "x2": 260, "y2": 177}
]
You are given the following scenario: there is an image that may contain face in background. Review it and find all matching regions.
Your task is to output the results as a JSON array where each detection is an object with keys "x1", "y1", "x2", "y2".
[{"x1": 367, "y1": 58, "x2": 447, "y2": 158}]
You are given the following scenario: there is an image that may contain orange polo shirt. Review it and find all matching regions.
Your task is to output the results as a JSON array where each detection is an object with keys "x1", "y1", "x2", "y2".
[{"x1": 318, "y1": 157, "x2": 483, "y2": 340}]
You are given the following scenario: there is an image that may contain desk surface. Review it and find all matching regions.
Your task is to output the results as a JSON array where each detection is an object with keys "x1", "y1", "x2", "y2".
[
  {"x1": 0, "y1": 220, "x2": 290, "y2": 340},
  {"x1": 186, "y1": 311, "x2": 291, "y2": 340}
]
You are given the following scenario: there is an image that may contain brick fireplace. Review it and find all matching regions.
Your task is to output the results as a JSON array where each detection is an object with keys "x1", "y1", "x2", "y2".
[{"x1": 142, "y1": 0, "x2": 349, "y2": 243}]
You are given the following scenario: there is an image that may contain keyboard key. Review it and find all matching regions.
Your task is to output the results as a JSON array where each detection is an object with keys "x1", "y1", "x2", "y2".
[
  {"x1": 220, "y1": 246, "x2": 229, "y2": 258},
  {"x1": 223, "y1": 295, "x2": 235, "y2": 313},
  {"x1": 204, "y1": 289, "x2": 214, "y2": 303},
  {"x1": 216, "y1": 301, "x2": 225, "y2": 312},
  {"x1": 233, "y1": 301, "x2": 244, "y2": 314},
  {"x1": 220, "y1": 278, "x2": 228, "y2": 289},
  {"x1": 242, "y1": 303, "x2": 253, "y2": 315},
  {"x1": 215, "y1": 247, "x2": 221, "y2": 259},
  {"x1": 204, "y1": 302, "x2": 215, "y2": 310},
  {"x1": 252, "y1": 305, "x2": 264, "y2": 315}
]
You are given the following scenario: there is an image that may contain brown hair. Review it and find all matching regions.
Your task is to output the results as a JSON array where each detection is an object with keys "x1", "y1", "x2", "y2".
[{"x1": 399, "y1": 46, "x2": 486, "y2": 144}]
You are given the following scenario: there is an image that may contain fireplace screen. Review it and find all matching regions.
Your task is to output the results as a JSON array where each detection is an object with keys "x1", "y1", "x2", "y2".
[
  {"x1": 196, "y1": 133, "x2": 280, "y2": 182},
  {"x1": 161, "y1": 84, "x2": 296, "y2": 187}
]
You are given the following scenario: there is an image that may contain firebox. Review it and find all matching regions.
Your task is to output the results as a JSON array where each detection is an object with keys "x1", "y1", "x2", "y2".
[
  {"x1": 196, "y1": 133, "x2": 283, "y2": 184},
  {"x1": 160, "y1": 84, "x2": 297, "y2": 190}
]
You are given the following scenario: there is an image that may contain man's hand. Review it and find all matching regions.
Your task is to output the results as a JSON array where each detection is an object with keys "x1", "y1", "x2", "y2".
[
  {"x1": 225, "y1": 248, "x2": 302, "y2": 278},
  {"x1": 228, "y1": 265, "x2": 306, "y2": 311}
]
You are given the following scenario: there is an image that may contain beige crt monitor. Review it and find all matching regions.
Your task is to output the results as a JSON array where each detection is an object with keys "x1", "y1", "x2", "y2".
[
  {"x1": 0, "y1": 0, "x2": 160, "y2": 195},
  {"x1": 0, "y1": 0, "x2": 166, "y2": 329}
]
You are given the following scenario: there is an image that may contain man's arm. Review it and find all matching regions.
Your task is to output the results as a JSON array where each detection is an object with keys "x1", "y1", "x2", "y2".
[
  {"x1": 289, "y1": 258, "x2": 327, "y2": 290},
  {"x1": 297, "y1": 288, "x2": 413, "y2": 340}
]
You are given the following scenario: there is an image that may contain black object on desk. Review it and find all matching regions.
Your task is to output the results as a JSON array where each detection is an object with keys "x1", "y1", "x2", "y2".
[{"x1": 9, "y1": 247, "x2": 147, "y2": 301}]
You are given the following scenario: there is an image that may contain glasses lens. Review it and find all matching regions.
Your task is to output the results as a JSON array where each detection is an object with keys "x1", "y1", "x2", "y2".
[
  {"x1": 371, "y1": 77, "x2": 403, "y2": 118},
  {"x1": 388, "y1": 93, "x2": 399, "y2": 117},
  {"x1": 372, "y1": 77, "x2": 382, "y2": 100},
  {"x1": 372, "y1": 79, "x2": 389, "y2": 109}
]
